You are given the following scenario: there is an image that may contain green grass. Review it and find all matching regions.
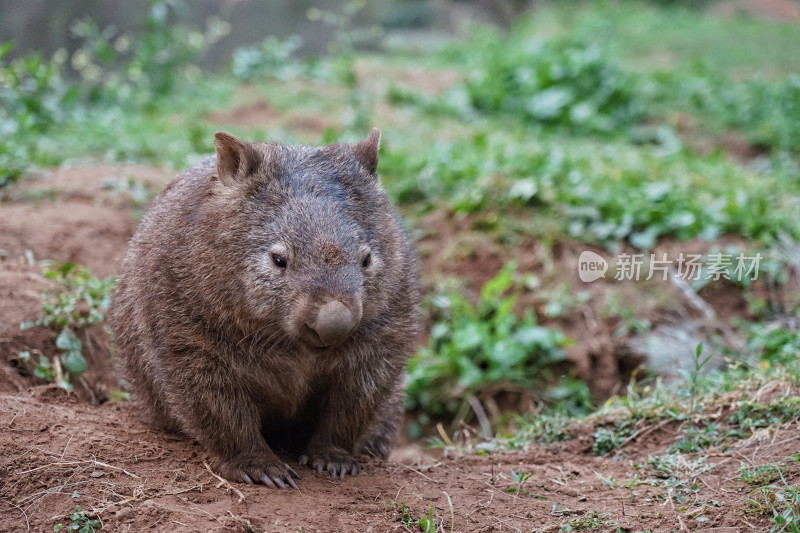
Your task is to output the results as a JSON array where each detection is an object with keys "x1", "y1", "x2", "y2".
[
  {"x1": 514, "y1": 1, "x2": 800, "y2": 78},
  {"x1": 748, "y1": 484, "x2": 800, "y2": 533},
  {"x1": 742, "y1": 463, "x2": 787, "y2": 486},
  {"x1": 386, "y1": 500, "x2": 439, "y2": 532}
]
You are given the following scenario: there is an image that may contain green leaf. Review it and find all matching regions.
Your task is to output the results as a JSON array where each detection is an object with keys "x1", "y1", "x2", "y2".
[
  {"x1": 490, "y1": 340, "x2": 528, "y2": 368},
  {"x1": 456, "y1": 357, "x2": 484, "y2": 388},
  {"x1": 452, "y1": 322, "x2": 484, "y2": 353},
  {"x1": 513, "y1": 325, "x2": 552, "y2": 347},
  {"x1": 56, "y1": 329, "x2": 82, "y2": 352},
  {"x1": 34, "y1": 356, "x2": 55, "y2": 380},
  {"x1": 0, "y1": 41, "x2": 14, "y2": 61},
  {"x1": 61, "y1": 349, "x2": 87, "y2": 376},
  {"x1": 479, "y1": 262, "x2": 516, "y2": 311},
  {"x1": 528, "y1": 87, "x2": 574, "y2": 119}
]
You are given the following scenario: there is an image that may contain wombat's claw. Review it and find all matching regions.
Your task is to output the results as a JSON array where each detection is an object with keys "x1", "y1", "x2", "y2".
[
  {"x1": 263, "y1": 474, "x2": 283, "y2": 489},
  {"x1": 220, "y1": 457, "x2": 300, "y2": 489},
  {"x1": 300, "y1": 450, "x2": 360, "y2": 479},
  {"x1": 261, "y1": 464, "x2": 301, "y2": 490}
]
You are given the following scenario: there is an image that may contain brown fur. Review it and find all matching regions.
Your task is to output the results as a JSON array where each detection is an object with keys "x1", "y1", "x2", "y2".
[{"x1": 110, "y1": 129, "x2": 419, "y2": 487}]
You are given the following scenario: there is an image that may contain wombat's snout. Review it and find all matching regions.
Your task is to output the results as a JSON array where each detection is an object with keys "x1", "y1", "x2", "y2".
[{"x1": 307, "y1": 300, "x2": 357, "y2": 347}]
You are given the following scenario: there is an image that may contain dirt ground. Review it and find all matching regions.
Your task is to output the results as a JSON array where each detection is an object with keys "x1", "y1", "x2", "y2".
[
  {"x1": 2, "y1": 384, "x2": 794, "y2": 533},
  {"x1": 0, "y1": 165, "x2": 793, "y2": 533}
]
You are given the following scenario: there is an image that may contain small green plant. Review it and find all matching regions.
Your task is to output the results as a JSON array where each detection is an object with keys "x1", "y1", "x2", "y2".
[
  {"x1": 594, "y1": 471, "x2": 617, "y2": 488},
  {"x1": 21, "y1": 262, "x2": 116, "y2": 389},
  {"x1": 0, "y1": 42, "x2": 76, "y2": 137},
  {"x1": 417, "y1": 504, "x2": 437, "y2": 533},
  {"x1": 678, "y1": 343, "x2": 713, "y2": 412},
  {"x1": 387, "y1": 500, "x2": 415, "y2": 527},
  {"x1": 506, "y1": 468, "x2": 536, "y2": 497},
  {"x1": 669, "y1": 71, "x2": 800, "y2": 154},
  {"x1": 741, "y1": 463, "x2": 787, "y2": 487},
  {"x1": 406, "y1": 263, "x2": 570, "y2": 421},
  {"x1": 18, "y1": 350, "x2": 60, "y2": 383},
  {"x1": 643, "y1": 453, "x2": 711, "y2": 485},
  {"x1": 54, "y1": 505, "x2": 101, "y2": 532},
  {"x1": 387, "y1": 500, "x2": 438, "y2": 532},
  {"x1": 746, "y1": 325, "x2": 800, "y2": 368},
  {"x1": 592, "y1": 421, "x2": 634, "y2": 456},
  {"x1": 561, "y1": 510, "x2": 618, "y2": 531},
  {"x1": 668, "y1": 423, "x2": 722, "y2": 454}
]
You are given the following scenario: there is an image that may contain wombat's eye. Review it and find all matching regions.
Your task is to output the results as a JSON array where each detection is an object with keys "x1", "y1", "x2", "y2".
[
  {"x1": 362, "y1": 253, "x2": 371, "y2": 268},
  {"x1": 272, "y1": 254, "x2": 287, "y2": 269}
]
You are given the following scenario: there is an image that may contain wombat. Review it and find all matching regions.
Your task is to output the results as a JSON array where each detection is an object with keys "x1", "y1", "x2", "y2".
[{"x1": 110, "y1": 128, "x2": 419, "y2": 489}]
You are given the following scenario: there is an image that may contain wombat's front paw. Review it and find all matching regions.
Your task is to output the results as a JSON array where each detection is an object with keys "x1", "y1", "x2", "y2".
[
  {"x1": 299, "y1": 446, "x2": 359, "y2": 479},
  {"x1": 217, "y1": 452, "x2": 300, "y2": 489}
]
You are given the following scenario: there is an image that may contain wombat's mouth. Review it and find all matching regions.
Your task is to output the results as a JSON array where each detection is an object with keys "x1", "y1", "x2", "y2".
[
  {"x1": 300, "y1": 325, "x2": 332, "y2": 349},
  {"x1": 300, "y1": 324, "x2": 355, "y2": 350}
]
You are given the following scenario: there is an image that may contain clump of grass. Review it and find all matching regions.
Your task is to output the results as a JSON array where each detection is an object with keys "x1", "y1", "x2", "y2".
[
  {"x1": 591, "y1": 422, "x2": 635, "y2": 456},
  {"x1": 741, "y1": 463, "x2": 786, "y2": 486},
  {"x1": 386, "y1": 500, "x2": 414, "y2": 527},
  {"x1": 561, "y1": 510, "x2": 618, "y2": 531},
  {"x1": 386, "y1": 500, "x2": 438, "y2": 532},
  {"x1": 667, "y1": 423, "x2": 723, "y2": 454}
]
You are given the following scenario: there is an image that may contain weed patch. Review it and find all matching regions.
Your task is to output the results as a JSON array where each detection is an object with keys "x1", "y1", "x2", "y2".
[
  {"x1": 406, "y1": 264, "x2": 570, "y2": 428},
  {"x1": 20, "y1": 262, "x2": 115, "y2": 390}
]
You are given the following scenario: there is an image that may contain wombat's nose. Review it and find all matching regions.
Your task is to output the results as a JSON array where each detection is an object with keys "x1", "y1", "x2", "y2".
[{"x1": 311, "y1": 300, "x2": 355, "y2": 347}]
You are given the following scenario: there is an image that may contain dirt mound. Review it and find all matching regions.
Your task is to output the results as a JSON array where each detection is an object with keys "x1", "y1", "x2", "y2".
[{"x1": 0, "y1": 165, "x2": 169, "y2": 276}]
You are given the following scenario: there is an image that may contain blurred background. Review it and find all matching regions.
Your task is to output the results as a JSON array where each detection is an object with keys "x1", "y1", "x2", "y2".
[
  {"x1": 2, "y1": 0, "x2": 562, "y2": 64},
  {"x1": 1, "y1": 0, "x2": 800, "y2": 441}
]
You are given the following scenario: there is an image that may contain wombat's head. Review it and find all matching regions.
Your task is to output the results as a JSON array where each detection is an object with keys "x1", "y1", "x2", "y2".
[{"x1": 211, "y1": 129, "x2": 400, "y2": 350}]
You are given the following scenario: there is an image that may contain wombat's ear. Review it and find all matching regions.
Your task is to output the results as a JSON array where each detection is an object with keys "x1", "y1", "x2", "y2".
[
  {"x1": 353, "y1": 127, "x2": 381, "y2": 175},
  {"x1": 213, "y1": 131, "x2": 262, "y2": 185}
]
